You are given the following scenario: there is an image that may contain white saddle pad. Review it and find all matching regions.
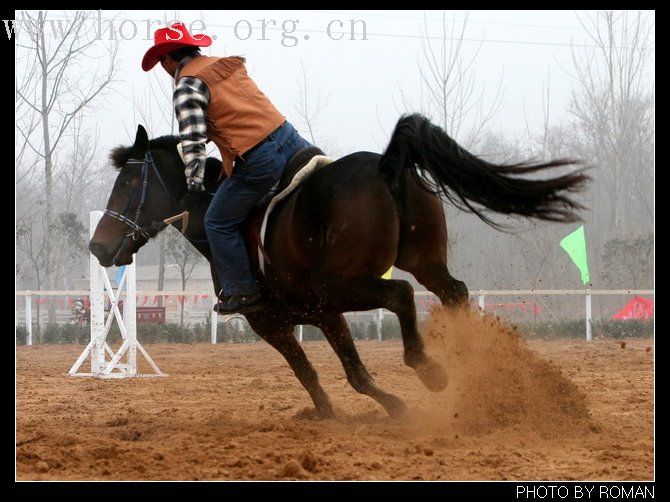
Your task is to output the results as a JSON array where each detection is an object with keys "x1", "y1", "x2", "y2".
[{"x1": 258, "y1": 155, "x2": 334, "y2": 273}]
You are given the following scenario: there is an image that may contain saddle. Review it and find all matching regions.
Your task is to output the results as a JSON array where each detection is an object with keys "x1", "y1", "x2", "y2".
[{"x1": 242, "y1": 146, "x2": 329, "y2": 273}]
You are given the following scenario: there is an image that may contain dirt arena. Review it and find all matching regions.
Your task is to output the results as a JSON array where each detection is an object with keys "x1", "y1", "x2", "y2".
[{"x1": 16, "y1": 308, "x2": 654, "y2": 480}]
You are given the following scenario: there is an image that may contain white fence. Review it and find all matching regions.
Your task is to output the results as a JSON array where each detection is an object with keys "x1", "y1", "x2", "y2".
[{"x1": 15, "y1": 288, "x2": 654, "y2": 344}]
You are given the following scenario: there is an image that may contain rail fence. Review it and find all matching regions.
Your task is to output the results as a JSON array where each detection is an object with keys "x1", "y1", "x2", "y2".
[{"x1": 15, "y1": 288, "x2": 654, "y2": 345}]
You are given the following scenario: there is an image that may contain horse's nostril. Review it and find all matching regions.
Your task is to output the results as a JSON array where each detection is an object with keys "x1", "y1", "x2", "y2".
[
  {"x1": 88, "y1": 242, "x2": 111, "y2": 267},
  {"x1": 89, "y1": 242, "x2": 108, "y2": 260}
]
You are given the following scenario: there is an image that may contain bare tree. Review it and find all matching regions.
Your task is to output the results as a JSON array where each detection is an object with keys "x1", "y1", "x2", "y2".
[
  {"x1": 123, "y1": 69, "x2": 178, "y2": 140},
  {"x1": 56, "y1": 115, "x2": 103, "y2": 213},
  {"x1": 569, "y1": 10, "x2": 654, "y2": 238},
  {"x1": 292, "y1": 60, "x2": 341, "y2": 156},
  {"x1": 294, "y1": 61, "x2": 329, "y2": 145},
  {"x1": 394, "y1": 11, "x2": 504, "y2": 151},
  {"x1": 15, "y1": 10, "x2": 118, "y2": 320},
  {"x1": 15, "y1": 65, "x2": 46, "y2": 224},
  {"x1": 166, "y1": 231, "x2": 203, "y2": 326},
  {"x1": 16, "y1": 212, "x2": 86, "y2": 335}
]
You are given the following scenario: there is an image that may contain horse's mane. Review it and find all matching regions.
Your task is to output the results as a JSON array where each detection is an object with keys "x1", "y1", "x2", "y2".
[
  {"x1": 109, "y1": 135, "x2": 180, "y2": 169},
  {"x1": 109, "y1": 135, "x2": 224, "y2": 191}
]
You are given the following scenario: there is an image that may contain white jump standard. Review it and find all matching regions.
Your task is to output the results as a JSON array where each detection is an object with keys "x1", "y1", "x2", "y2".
[{"x1": 69, "y1": 211, "x2": 166, "y2": 378}]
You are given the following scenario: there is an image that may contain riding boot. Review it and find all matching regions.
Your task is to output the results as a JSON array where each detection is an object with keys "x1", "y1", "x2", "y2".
[{"x1": 213, "y1": 286, "x2": 266, "y2": 315}]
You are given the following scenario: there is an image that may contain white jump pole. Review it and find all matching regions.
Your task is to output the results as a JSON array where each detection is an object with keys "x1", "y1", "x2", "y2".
[
  {"x1": 126, "y1": 258, "x2": 137, "y2": 371},
  {"x1": 585, "y1": 291, "x2": 592, "y2": 341},
  {"x1": 89, "y1": 211, "x2": 105, "y2": 372},
  {"x1": 210, "y1": 296, "x2": 218, "y2": 344},
  {"x1": 69, "y1": 211, "x2": 166, "y2": 378},
  {"x1": 478, "y1": 293, "x2": 485, "y2": 314},
  {"x1": 297, "y1": 325, "x2": 303, "y2": 343}
]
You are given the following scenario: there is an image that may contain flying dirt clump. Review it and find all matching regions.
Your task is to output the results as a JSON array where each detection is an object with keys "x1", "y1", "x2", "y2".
[{"x1": 414, "y1": 307, "x2": 592, "y2": 438}]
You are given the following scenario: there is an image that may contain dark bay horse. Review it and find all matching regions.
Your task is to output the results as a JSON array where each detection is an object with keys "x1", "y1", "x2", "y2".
[{"x1": 90, "y1": 114, "x2": 589, "y2": 418}]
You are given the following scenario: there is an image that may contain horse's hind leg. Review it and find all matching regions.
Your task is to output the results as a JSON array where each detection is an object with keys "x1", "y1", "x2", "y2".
[
  {"x1": 407, "y1": 262, "x2": 469, "y2": 308},
  {"x1": 394, "y1": 175, "x2": 469, "y2": 308},
  {"x1": 315, "y1": 312, "x2": 406, "y2": 418},
  {"x1": 245, "y1": 312, "x2": 334, "y2": 419},
  {"x1": 314, "y1": 277, "x2": 448, "y2": 393}
]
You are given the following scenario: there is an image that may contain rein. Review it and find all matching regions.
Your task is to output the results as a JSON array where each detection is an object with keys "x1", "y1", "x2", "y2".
[{"x1": 104, "y1": 151, "x2": 189, "y2": 241}]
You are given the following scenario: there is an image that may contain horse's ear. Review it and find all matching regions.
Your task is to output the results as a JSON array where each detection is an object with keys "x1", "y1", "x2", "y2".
[{"x1": 134, "y1": 125, "x2": 149, "y2": 151}]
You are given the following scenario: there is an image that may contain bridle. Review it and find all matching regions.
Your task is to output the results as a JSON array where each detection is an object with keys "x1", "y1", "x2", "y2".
[{"x1": 104, "y1": 150, "x2": 188, "y2": 241}]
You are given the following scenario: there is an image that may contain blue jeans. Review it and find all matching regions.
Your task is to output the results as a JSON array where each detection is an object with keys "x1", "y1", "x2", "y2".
[{"x1": 204, "y1": 121, "x2": 312, "y2": 296}]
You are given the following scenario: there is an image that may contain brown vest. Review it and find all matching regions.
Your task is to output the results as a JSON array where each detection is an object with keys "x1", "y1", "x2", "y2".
[{"x1": 179, "y1": 55, "x2": 286, "y2": 177}]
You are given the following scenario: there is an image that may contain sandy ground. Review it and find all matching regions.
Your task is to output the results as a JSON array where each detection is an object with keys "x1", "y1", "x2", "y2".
[{"x1": 16, "y1": 309, "x2": 654, "y2": 480}]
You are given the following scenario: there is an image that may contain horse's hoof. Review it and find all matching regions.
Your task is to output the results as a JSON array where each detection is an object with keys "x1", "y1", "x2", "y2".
[
  {"x1": 316, "y1": 407, "x2": 336, "y2": 420},
  {"x1": 293, "y1": 406, "x2": 335, "y2": 420},
  {"x1": 386, "y1": 397, "x2": 408, "y2": 419},
  {"x1": 415, "y1": 358, "x2": 448, "y2": 392}
]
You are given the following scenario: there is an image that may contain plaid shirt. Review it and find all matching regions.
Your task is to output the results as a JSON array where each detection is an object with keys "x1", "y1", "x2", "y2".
[{"x1": 174, "y1": 55, "x2": 210, "y2": 190}]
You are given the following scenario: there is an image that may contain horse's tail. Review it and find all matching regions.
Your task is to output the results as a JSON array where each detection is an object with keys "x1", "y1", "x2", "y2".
[{"x1": 378, "y1": 114, "x2": 590, "y2": 227}]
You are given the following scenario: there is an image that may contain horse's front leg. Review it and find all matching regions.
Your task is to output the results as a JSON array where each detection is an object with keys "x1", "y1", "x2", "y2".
[
  {"x1": 315, "y1": 312, "x2": 406, "y2": 418},
  {"x1": 245, "y1": 309, "x2": 334, "y2": 419}
]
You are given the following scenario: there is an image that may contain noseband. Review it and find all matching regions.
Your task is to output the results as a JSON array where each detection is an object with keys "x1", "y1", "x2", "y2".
[{"x1": 104, "y1": 151, "x2": 180, "y2": 241}]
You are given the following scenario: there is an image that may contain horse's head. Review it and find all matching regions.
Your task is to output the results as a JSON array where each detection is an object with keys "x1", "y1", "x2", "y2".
[{"x1": 89, "y1": 125, "x2": 186, "y2": 267}]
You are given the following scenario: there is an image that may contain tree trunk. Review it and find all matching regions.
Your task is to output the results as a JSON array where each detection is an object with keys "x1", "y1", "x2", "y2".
[{"x1": 38, "y1": 12, "x2": 56, "y2": 324}]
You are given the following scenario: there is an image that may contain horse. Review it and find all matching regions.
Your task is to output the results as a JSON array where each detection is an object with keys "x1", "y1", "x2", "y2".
[{"x1": 89, "y1": 113, "x2": 589, "y2": 418}]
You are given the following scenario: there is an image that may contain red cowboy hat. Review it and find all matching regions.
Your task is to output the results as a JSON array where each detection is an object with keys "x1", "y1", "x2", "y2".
[{"x1": 142, "y1": 22, "x2": 212, "y2": 71}]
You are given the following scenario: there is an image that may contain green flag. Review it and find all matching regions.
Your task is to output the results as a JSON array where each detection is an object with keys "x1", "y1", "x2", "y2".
[{"x1": 559, "y1": 225, "x2": 590, "y2": 285}]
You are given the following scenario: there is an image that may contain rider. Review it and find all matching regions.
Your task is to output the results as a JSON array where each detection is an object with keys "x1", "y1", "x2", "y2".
[{"x1": 142, "y1": 22, "x2": 312, "y2": 314}]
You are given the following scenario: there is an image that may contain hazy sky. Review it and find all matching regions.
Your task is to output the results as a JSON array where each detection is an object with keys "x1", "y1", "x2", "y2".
[{"x1": 16, "y1": 9, "x2": 655, "y2": 157}]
